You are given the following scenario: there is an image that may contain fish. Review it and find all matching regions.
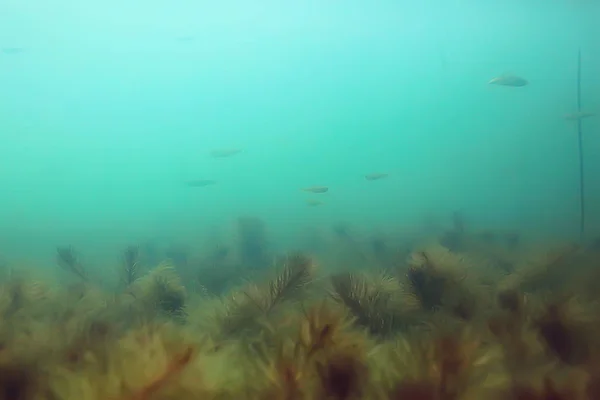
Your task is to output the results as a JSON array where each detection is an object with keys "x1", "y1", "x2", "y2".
[
  {"x1": 301, "y1": 186, "x2": 329, "y2": 194},
  {"x1": 175, "y1": 35, "x2": 195, "y2": 42},
  {"x1": 306, "y1": 198, "x2": 324, "y2": 207},
  {"x1": 209, "y1": 148, "x2": 242, "y2": 158},
  {"x1": 1, "y1": 47, "x2": 24, "y2": 55},
  {"x1": 564, "y1": 111, "x2": 595, "y2": 120},
  {"x1": 365, "y1": 172, "x2": 388, "y2": 181},
  {"x1": 186, "y1": 179, "x2": 217, "y2": 187},
  {"x1": 488, "y1": 74, "x2": 528, "y2": 87}
]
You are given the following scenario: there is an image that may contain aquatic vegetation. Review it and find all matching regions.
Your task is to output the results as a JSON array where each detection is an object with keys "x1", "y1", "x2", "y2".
[
  {"x1": 164, "y1": 244, "x2": 191, "y2": 268},
  {"x1": 208, "y1": 253, "x2": 315, "y2": 339},
  {"x1": 121, "y1": 245, "x2": 141, "y2": 287},
  {"x1": 56, "y1": 246, "x2": 87, "y2": 281},
  {"x1": 329, "y1": 271, "x2": 410, "y2": 336},
  {"x1": 195, "y1": 243, "x2": 239, "y2": 294},
  {"x1": 236, "y1": 216, "x2": 270, "y2": 270},
  {"x1": 3, "y1": 231, "x2": 600, "y2": 399},
  {"x1": 127, "y1": 262, "x2": 188, "y2": 320},
  {"x1": 440, "y1": 211, "x2": 468, "y2": 252},
  {"x1": 367, "y1": 234, "x2": 398, "y2": 269}
]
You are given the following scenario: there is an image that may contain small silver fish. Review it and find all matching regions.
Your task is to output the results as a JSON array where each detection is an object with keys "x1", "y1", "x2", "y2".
[
  {"x1": 301, "y1": 186, "x2": 329, "y2": 194},
  {"x1": 306, "y1": 198, "x2": 324, "y2": 207},
  {"x1": 1, "y1": 47, "x2": 24, "y2": 55},
  {"x1": 175, "y1": 35, "x2": 195, "y2": 42},
  {"x1": 210, "y1": 148, "x2": 242, "y2": 158},
  {"x1": 186, "y1": 179, "x2": 217, "y2": 187},
  {"x1": 488, "y1": 74, "x2": 528, "y2": 87},
  {"x1": 365, "y1": 173, "x2": 388, "y2": 181},
  {"x1": 564, "y1": 111, "x2": 595, "y2": 120}
]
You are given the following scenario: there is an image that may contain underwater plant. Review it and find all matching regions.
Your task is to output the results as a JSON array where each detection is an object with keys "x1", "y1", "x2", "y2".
[
  {"x1": 250, "y1": 302, "x2": 371, "y2": 400},
  {"x1": 0, "y1": 362, "x2": 38, "y2": 400},
  {"x1": 121, "y1": 245, "x2": 141, "y2": 287},
  {"x1": 532, "y1": 295, "x2": 598, "y2": 366},
  {"x1": 56, "y1": 246, "x2": 87, "y2": 281},
  {"x1": 498, "y1": 243, "x2": 581, "y2": 294},
  {"x1": 195, "y1": 242, "x2": 240, "y2": 295},
  {"x1": 383, "y1": 326, "x2": 505, "y2": 400},
  {"x1": 209, "y1": 252, "x2": 315, "y2": 339},
  {"x1": 127, "y1": 262, "x2": 188, "y2": 321},
  {"x1": 403, "y1": 246, "x2": 485, "y2": 321},
  {"x1": 164, "y1": 244, "x2": 190, "y2": 268},
  {"x1": 330, "y1": 271, "x2": 409, "y2": 337},
  {"x1": 236, "y1": 216, "x2": 270, "y2": 270},
  {"x1": 5, "y1": 226, "x2": 600, "y2": 400}
]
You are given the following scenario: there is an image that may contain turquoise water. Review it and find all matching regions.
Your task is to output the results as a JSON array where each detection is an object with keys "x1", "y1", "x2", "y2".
[{"x1": 1, "y1": 0, "x2": 599, "y2": 268}]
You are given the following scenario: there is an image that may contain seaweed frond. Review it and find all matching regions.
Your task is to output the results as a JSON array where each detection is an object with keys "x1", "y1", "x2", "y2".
[
  {"x1": 532, "y1": 295, "x2": 598, "y2": 366},
  {"x1": 128, "y1": 263, "x2": 187, "y2": 320},
  {"x1": 266, "y1": 252, "x2": 315, "y2": 310},
  {"x1": 330, "y1": 271, "x2": 410, "y2": 337},
  {"x1": 253, "y1": 303, "x2": 369, "y2": 400},
  {"x1": 499, "y1": 243, "x2": 580, "y2": 294},
  {"x1": 385, "y1": 327, "x2": 505, "y2": 400},
  {"x1": 296, "y1": 303, "x2": 358, "y2": 358},
  {"x1": 210, "y1": 253, "x2": 316, "y2": 339},
  {"x1": 56, "y1": 246, "x2": 87, "y2": 281},
  {"x1": 127, "y1": 346, "x2": 194, "y2": 400},
  {"x1": 121, "y1": 245, "x2": 141, "y2": 288},
  {"x1": 0, "y1": 362, "x2": 40, "y2": 400},
  {"x1": 0, "y1": 273, "x2": 54, "y2": 320},
  {"x1": 404, "y1": 247, "x2": 484, "y2": 321},
  {"x1": 236, "y1": 216, "x2": 270, "y2": 270},
  {"x1": 300, "y1": 304, "x2": 370, "y2": 400},
  {"x1": 509, "y1": 380, "x2": 574, "y2": 400}
]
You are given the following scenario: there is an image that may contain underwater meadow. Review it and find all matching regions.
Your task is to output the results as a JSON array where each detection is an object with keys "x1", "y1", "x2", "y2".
[{"x1": 2, "y1": 0, "x2": 600, "y2": 399}]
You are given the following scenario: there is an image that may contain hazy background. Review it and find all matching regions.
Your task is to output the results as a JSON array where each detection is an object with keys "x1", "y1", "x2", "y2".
[{"x1": 1, "y1": 0, "x2": 599, "y2": 265}]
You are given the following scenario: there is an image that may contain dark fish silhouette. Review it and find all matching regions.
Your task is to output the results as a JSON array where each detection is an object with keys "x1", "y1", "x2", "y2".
[
  {"x1": 175, "y1": 35, "x2": 195, "y2": 42},
  {"x1": 186, "y1": 179, "x2": 217, "y2": 187},
  {"x1": 2, "y1": 47, "x2": 24, "y2": 55},
  {"x1": 301, "y1": 186, "x2": 328, "y2": 193},
  {"x1": 564, "y1": 111, "x2": 595, "y2": 121},
  {"x1": 210, "y1": 148, "x2": 242, "y2": 158},
  {"x1": 365, "y1": 173, "x2": 388, "y2": 181},
  {"x1": 306, "y1": 198, "x2": 324, "y2": 207},
  {"x1": 488, "y1": 74, "x2": 528, "y2": 87}
]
